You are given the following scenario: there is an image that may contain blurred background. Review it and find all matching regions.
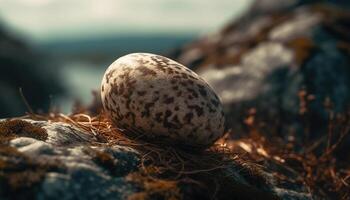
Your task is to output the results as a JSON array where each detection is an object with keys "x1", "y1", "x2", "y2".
[
  {"x1": 0, "y1": 1, "x2": 349, "y2": 199},
  {"x1": 0, "y1": 0, "x2": 252, "y2": 117}
]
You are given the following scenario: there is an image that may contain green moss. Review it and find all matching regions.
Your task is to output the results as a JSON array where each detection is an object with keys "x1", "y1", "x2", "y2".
[{"x1": 0, "y1": 119, "x2": 48, "y2": 144}]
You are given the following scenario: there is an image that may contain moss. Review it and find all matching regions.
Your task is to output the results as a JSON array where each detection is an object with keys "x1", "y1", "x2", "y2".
[
  {"x1": 0, "y1": 145, "x2": 63, "y2": 199},
  {"x1": 93, "y1": 150, "x2": 116, "y2": 169},
  {"x1": 0, "y1": 119, "x2": 48, "y2": 144},
  {"x1": 86, "y1": 148, "x2": 118, "y2": 175},
  {"x1": 126, "y1": 167, "x2": 181, "y2": 200},
  {"x1": 0, "y1": 144, "x2": 25, "y2": 158},
  {"x1": 85, "y1": 147, "x2": 139, "y2": 177}
]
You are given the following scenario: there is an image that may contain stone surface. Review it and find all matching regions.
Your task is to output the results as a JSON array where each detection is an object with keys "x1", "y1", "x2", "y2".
[
  {"x1": 101, "y1": 53, "x2": 225, "y2": 147},
  {"x1": 1, "y1": 1, "x2": 348, "y2": 199},
  {"x1": 0, "y1": 119, "x2": 140, "y2": 200},
  {"x1": 0, "y1": 119, "x2": 312, "y2": 200},
  {"x1": 171, "y1": 1, "x2": 350, "y2": 140}
]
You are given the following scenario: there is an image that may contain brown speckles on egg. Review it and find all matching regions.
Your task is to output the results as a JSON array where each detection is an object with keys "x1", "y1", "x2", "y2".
[
  {"x1": 155, "y1": 112, "x2": 163, "y2": 123},
  {"x1": 198, "y1": 85, "x2": 208, "y2": 97},
  {"x1": 183, "y1": 113, "x2": 194, "y2": 124},
  {"x1": 105, "y1": 69, "x2": 115, "y2": 84},
  {"x1": 101, "y1": 53, "x2": 225, "y2": 147},
  {"x1": 172, "y1": 86, "x2": 179, "y2": 90},
  {"x1": 163, "y1": 97, "x2": 175, "y2": 104},
  {"x1": 142, "y1": 102, "x2": 155, "y2": 117},
  {"x1": 137, "y1": 91, "x2": 147, "y2": 96},
  {"x1": 176, "y1": 91, "x2": 182, "y2": 97},
  {"x1": 211, "y1": 99, "x2": 220, "y2": 108},
  {"x1": 136, "y1": 66, "x2": 157, "y2": 76},
  {"x1": 174, "y1": 65, "x2": 182, "y2": 70},
  {"x1": 179, "y1": 81, "x2": 187, "y2": 87},
  {"x1": 186, "y1": 88, "x2": 199, "y2": 98},
  {"x1": 188, "y1": 105, "x2": 204, "y2": 117},
  {"x1": 163, "y1": 110, "x2": 180, "y2": 129}
]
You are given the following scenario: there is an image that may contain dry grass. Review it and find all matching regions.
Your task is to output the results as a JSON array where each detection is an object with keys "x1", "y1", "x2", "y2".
[
  {"x1": 228, "y1": 106, "x2": 350, "y2": 200},
  {"x1": 17, "y1": 110, "x2": 276, "y2": 200},
  {"x1": 13, "y1": 94, "x2": 350, "y2": 199}
]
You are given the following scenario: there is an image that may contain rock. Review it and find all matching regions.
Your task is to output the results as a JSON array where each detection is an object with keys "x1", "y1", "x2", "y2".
[
  {"x1": 1, "y1": 1, "x2": 347, "y2": 199},
  {"x1": 169, "y1": 3, "x2": 350, "y2": 198},
  {"x1": 0, "y1": 119, "x2": 140, "y2": 200},
  {"x1": 0, "y1": 119, "x2": 312, "y2": 199},
  {"x1": 101, "y1": 53, "x2": 225, "y2": 147},
  {"x1": 171, "y1": 1, "x2": 350, "y2": 141}
]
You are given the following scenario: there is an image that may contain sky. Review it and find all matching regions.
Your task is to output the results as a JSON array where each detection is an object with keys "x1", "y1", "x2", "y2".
[{"x1": 0, "y1": 0, "x2": 252, "y2": 42}]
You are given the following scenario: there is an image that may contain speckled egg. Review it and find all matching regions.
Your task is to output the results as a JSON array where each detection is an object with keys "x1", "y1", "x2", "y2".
[{"x1": 101, "y1": 53, "x2": 225, "y2": 147}]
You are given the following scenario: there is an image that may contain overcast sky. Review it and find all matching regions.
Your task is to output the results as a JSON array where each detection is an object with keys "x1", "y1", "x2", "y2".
[{"x1": 0, "y1": 0, "x2": 252, "y2": 42}]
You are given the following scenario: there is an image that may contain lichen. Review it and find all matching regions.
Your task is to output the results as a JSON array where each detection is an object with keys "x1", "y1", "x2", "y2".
[
  {"x1": 0, "y1": 145, "x2": 63, "y2": 199},
  {"x1": 85, "y1": 148, "x2": 119, "y2": 176},
  {"x1": 0, "y1": 119, "x2": 47, "y2": 144},
  {"x1": 0, "y1": 120, "x2": 58, "y2": 199}
]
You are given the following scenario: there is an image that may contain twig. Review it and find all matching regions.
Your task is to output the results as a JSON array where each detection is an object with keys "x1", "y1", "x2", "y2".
[{"x1": 19, "y1": 87, "x2": 34, "y2": 115}]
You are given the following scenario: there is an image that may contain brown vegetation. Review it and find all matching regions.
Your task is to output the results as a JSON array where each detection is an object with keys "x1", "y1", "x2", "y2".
[
  {"x1": 0, "y1": 120, "x2": 60, "y2": 199},
  {"x1": 0, "y1": 145, "x2": 63, "y2": 199},
  {"x1": 0, "y1": 119, "x2": 47, "y2": 144},
  {"x1": 4, "y1": 87, "x2": 349, "y2": 199},
  {"x1": 21, "y1": 110, "x2": 279, "y2": 200}
]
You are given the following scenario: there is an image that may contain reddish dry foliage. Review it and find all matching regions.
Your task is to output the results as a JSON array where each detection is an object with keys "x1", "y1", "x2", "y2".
[{"x1": 18, "y1": 94, "x2": 350, "y2": 199}]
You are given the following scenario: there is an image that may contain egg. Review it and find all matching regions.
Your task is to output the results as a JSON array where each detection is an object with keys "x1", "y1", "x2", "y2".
[{"x1": 101, "y1": 53, "x2": 225, "y2": 147}]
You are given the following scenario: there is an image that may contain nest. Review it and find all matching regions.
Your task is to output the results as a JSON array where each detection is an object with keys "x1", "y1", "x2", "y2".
[
  {"x1": 16, "y1": 110, "x2": 275, "y2": 200},
  {"x1": 14, "y1": 99, "x2": 350, "y2": 200}
]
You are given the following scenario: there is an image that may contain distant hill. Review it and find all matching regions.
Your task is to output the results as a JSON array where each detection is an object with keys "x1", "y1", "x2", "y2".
[
  {"x1": 0, "y1": 24, "x2": 65, "y2": 117},
  {"x1": 38, "y1": 34, "x2": 194, "y2": 64}
]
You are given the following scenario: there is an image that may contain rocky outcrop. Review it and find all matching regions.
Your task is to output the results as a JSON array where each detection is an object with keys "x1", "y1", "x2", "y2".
[
  {"x1": 170, "y1": 2, "x2": 350, "y2": 198},
  {"x1": 0, "y1": 119, "x2": 312, "y2": 200},
  {"x1": 1, "y1": 1, "x2": 349, "y2": 199},
  {"x1": 0, "y1": 119, "x2": 139, "y2": 200},
  {"x1": 172, "y1": 0, "x2": 350, "y2": 141}
]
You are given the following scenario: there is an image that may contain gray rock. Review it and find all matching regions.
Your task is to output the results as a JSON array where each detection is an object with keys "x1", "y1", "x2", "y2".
[
  {"x1": 0, "y1": 119, "x2": 312, "y2": 200},
  {"x1": 170, "y1": 3, "x2": 349, "y2": 198},
  {"x1": 0, "y1": 119, "x2": 140, "y2": 200},
  {"x1": 172, "y1": 1, "x2": 350, "y2": 140}
]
